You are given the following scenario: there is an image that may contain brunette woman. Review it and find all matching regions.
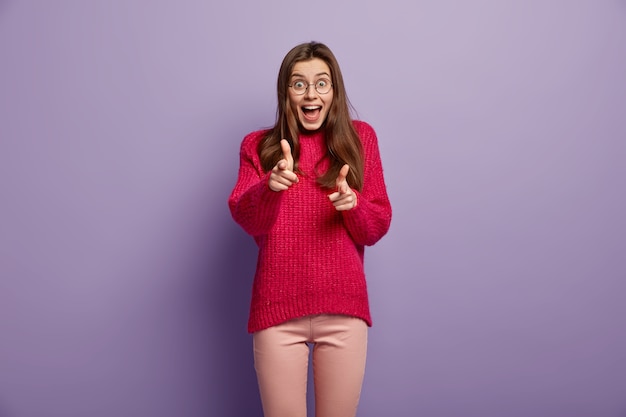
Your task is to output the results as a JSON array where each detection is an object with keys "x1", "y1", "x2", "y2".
[{"x1": 228, "y1": 41, "x2": 391, "y2": 417}]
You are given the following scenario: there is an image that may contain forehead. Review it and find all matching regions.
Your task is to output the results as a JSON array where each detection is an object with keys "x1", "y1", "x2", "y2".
[{"x1": 291, "y1": 58, "x2": 331, "y2": 78}]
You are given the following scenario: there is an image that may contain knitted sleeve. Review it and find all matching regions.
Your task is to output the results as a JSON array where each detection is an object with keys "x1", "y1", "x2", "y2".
[
  {"x1": 341, "y1": 121, "x2": 392, "y2": 246},
  {"x1": 228, "y1": 131, "x2": 284, "y2": 237}
]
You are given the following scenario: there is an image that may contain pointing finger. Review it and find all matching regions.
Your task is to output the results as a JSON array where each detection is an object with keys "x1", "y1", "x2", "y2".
[
  {"x1": 337, "y1": 164, "x2": 350, "y2": 193},
  {"x1": 337, "y1": 164, "x2": 350, "y2": 183},
  {"x1": 280, "y1": 139, "x2": 292, "y2": 159},
  {"x1": 279, "y1": 139, "x2": 294, "y2": 171}
]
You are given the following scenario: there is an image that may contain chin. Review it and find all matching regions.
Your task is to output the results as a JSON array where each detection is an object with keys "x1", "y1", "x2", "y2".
[
  {"x1": 299, "y1": 122, "x2": 324, "y2": 132},
  {"x1": 298, "y1": 114, "x2": 328, "y2": 132}
]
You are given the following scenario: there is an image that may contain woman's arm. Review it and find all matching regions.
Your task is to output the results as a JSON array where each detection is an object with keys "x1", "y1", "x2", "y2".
[
  {"x1": 340, "y1": 122, "x2": 392, "y2": 246},
  {"x1": 228, "y1": 133, "x2": 285, "y2": 237}
]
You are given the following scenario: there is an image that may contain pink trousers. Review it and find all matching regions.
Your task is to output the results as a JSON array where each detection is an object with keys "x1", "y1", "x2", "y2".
[{"x1": 253, "y1": 314, "x2": 368, "y2": 417}]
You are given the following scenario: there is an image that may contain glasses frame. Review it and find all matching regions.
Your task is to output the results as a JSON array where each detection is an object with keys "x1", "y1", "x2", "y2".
[{"x1": 288, "y1": 78, "x2": 333, "y2": 95}]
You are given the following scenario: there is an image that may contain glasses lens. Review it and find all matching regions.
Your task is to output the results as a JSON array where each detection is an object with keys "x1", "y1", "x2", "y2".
[
  {"x1": 292, "y1": 80, "x2": 307, "y2": 94},
  {"x1": 315, "y1": 78, "x2": 331, "y2": 94}
]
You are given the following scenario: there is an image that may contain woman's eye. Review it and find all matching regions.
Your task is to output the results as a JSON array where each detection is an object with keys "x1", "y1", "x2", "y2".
[
  {"x1": 317, "y1": 80, "x2": 327, "y2": 87},
  {"x1": 294, "y1": 81, "x2": 305, "y2": 88}
]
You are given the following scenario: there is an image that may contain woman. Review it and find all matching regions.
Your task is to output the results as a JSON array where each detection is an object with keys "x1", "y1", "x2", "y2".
[{"x1": 228, "y1": 41, "x2": 392, "y2": 417}]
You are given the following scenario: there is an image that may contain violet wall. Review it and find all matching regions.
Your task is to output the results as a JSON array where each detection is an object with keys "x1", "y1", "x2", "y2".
[{"x1": 1, "y1": 1, "x2": 625, "y2": 416}]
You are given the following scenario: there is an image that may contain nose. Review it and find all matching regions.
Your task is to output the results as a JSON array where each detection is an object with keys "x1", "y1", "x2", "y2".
[{"x1": 304, "y1": 83, "x2": 317, "y2": 99}]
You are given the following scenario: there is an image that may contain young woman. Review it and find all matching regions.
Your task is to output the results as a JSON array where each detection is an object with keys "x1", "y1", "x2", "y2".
[{"x1": 228, "y1": 41, "x2": 392, "y2": 417}]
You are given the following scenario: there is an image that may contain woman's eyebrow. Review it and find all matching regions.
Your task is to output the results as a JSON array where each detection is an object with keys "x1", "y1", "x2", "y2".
[{"x1": 290, "y1": 72, "x2": 331, "y2": 78}]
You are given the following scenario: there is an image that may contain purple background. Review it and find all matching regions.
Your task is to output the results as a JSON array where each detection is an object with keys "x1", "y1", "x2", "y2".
[{"x1": 1, "y1": 1, "x2": 625, "y2": 416}]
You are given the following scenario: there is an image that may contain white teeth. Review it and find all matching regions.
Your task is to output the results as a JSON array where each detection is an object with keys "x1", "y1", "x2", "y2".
[{"x1": 303, "y1": 106, "x2": 321, "y2": 110}]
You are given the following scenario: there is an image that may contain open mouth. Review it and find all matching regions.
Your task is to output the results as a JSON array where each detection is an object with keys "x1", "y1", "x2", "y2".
[{"x1": 301, "y1": 105, "x2": 322, "y2": 121}]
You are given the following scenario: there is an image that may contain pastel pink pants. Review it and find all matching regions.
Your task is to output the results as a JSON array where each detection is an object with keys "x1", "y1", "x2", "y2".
[{"x1": 253, "y1": 314, "x2": 368, "y2": 417}]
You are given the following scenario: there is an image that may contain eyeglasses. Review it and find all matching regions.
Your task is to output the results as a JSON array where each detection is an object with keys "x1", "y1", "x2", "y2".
[{"x1": 288, "y1": 78, "x2": 333, "y2": 95}]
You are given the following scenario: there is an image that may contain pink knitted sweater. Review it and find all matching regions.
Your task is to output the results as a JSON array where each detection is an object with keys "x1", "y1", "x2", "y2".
[{"x1": 228, "y1": 120, "x2": 391, "y2": 333}]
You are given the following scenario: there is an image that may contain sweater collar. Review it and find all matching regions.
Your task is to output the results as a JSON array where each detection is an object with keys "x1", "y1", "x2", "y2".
[{"x1": 299, "y1": 129, "x2": 324, "y2": 141}]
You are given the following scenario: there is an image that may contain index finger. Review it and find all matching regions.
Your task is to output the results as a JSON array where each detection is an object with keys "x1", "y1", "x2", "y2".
[
  {"x1": 337, "y1": 164, "x2": 350, "y2": 184},
  {"x1": 280, "y1": 139, "x2": 292, "y2": 160}
]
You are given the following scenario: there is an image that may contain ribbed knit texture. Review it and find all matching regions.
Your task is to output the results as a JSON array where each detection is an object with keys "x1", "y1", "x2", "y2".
[{"x1": 228, "y1": 120, "x2": 392, "y2": 333}]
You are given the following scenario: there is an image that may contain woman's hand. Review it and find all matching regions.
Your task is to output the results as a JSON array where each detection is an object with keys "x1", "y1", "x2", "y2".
[
  {"x1": 268, "y1": 139, "x2": 298, "y2": 192},
  {"x1": 328, "y1": 164, "x2": 357, "y2": 211}
]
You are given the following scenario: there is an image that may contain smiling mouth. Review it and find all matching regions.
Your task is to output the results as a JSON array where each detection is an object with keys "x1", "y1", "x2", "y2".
[{"x1": 302, "y1": 106, "x2": 322, "y2": 121}]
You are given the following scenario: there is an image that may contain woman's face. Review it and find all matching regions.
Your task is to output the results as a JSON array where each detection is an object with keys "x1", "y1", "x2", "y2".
[{"x1": 287, "y1": 58, "x2": 334, "y2": 132}]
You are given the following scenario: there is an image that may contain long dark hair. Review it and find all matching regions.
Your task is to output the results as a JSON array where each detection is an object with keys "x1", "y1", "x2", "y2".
[{"x1": 257, "y1": 41, "x2": 364, "y2": 191}]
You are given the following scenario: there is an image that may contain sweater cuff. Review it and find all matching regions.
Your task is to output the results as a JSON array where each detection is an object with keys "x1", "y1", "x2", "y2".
[
  {"x1": 258, "y1": 170, "x2": 285, "y2": 208},
  {"x1": 341, "y1": 189, "x2": 367, "y2": 227}
]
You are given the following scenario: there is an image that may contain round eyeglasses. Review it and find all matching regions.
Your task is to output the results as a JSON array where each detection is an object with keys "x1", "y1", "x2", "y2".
[{"x1": 288, "y1": 78, "x2": 333, "y2": 95}]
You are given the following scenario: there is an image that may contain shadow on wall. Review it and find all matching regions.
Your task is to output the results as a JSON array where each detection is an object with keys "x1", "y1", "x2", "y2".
[
  {"x1": 186, "y1": 108, "x2": 270, "y2": 415},
  {"x1": 0, "y1": 400, "x2": 11, "y2": 417},
  {"x1": 205, "y1": 194, "x2": 263, "y2": 415}
]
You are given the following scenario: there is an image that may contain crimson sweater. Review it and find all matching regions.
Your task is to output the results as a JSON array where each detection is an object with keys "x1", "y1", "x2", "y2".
[{"x1": 228, "y1": 120, "x2": 392, "y2": 333}]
